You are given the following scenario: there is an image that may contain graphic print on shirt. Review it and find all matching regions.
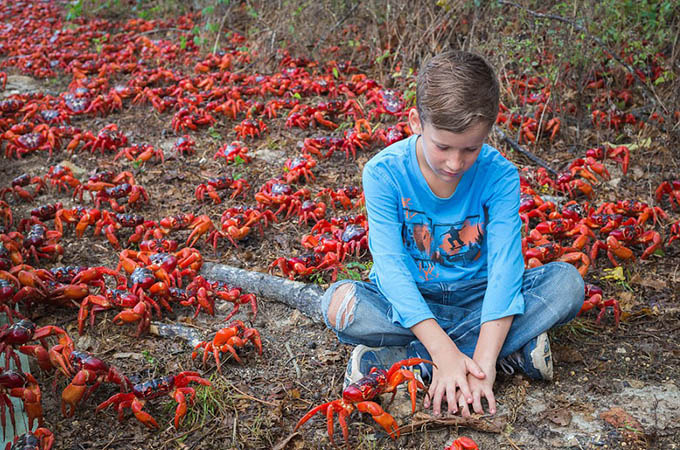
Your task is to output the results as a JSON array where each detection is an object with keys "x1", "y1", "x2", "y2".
[{"x1": 402, "y1": 207, "x2": 485, "y2": 275}]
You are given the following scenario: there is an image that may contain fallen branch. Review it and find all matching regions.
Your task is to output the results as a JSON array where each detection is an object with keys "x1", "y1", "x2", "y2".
[
  {"x1": 397, "y1": 411, "x2": 506, "y2": 435},
  {"x1": 493, "y1": 125, "x2": 558, "y2": 175},
  {"x1": 149, "y1": 322, "x2": 203, "y2": 348},
  {"x1": 200, "y1": 262, "x2": 325, "y2": 323}
]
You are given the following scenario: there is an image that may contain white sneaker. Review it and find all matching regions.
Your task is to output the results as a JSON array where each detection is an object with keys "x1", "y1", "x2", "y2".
[
  {"x1": 498, "y1": 332, "x2": 553, "y2": 381},
  {"x1": 343, "y1": 344, "x2": 408, "y2": 389}
]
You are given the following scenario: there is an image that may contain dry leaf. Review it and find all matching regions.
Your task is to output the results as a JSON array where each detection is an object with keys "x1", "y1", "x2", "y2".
[
  {"x1": 636, "y1": 277, "x2": 667, "y2": 289},
  {"x1": 272, "y1": 432, "x2": 301, "y2": 450},
  {"x1": 600, "y1": 407, "x2": 645, "y2": 442},
  {"x1": 546, "y1": 408, "x2": 572, "y2": 426},
  {"x1": 317, "y1": 350, "x2": 342, "y2": 363},
  {"x1": 287, "y1": 388, "x2": 301, "y2": 399}
]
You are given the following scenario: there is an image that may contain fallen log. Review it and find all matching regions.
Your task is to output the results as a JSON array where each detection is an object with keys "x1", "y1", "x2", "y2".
[{"x1": 200, "y1": 262, "x2": 325, "y2": 324}]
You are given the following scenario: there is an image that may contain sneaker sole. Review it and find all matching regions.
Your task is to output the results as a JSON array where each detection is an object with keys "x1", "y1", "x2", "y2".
[
  {"x1": 529, "y1": 332, "x2": 554, "y2": 381},
  {"x1": 343, "y1": 344, "x2": 373, "y2": 388}
]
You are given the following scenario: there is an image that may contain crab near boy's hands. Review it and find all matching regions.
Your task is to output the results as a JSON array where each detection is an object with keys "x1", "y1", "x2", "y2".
[{"x1": 424, "y1": 345, "x2": 486, "y2": 416}]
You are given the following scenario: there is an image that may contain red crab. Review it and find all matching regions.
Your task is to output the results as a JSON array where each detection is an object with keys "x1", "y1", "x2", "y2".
[
  {"x1": 96, "y1": 371, "x2": 211, "y2": 429},
  {"x1": 195, "y1": 176, "x2": 250, "y2": 204},
  {"x1": 43, "y1": 165, "x2": 81, "y2": 193},
  {"x1": 1, "y1": 174, "x2": 45, "y2": 202},
  {"x1": 301, "y1": 136, "x2": 345, "y2": 159},
  {"x1": 114, "y1": 143, "x2": 164, "y2": 164},
  {"x1": 295, "y1": 358, "x2": 433, "y2": 446},
  {"x1": 213, "y1": 141, "x2": 251, "y2": 164},
  {"x1": 655, "y1": 180, "x2": 680, "y2": 210},
  {"x1": 82, "y1": 124, "x2": 127, "y2": 154},
  {"x1": 56, "y1": 350, "x2": 132, "y2": 417},
  {"x1": 234, "y1": 118, "x2": 267, "y2": 140},
  {"x1": 191, "y1": 320, "x2": 262, "y2": 373},
  {"x1": 3, "y1": 427, "x2": 54, "y2": 450},
  {"x1": 94, "y1": 183, "x2": 150, "y2": 212},
  {"x1": 578, "y1": 284, "x2": 621, "y2": 326},
  {"x1": 171, "y1": 107, "x2": 216, "y2": 132},
  {"x1": 0, "y1": 201, "x2": 12, "y2": 228},
  {"x1": 283, "y1": 154, "x2": 317, "y2": 184},
  {"x1": 669, "y1": 221, "x2": 680, "y2": 246},
  {"x1": 298, "y1": 200, "x2": 327, "y2": 225},
  {"x1": 445, "y1": 437, "x2": 480, "y2": 450},
  {"x1": 21, "y1": 224, "x2": 63, "y2": 264},
  {"x1": 366, "y1": 88, "x2": 406, "y2": 119},
  {"x1": 586, "y1": 145, "x2": 630, "y2": 174},
  {"x1": 174, "y1": 135, "x2": 196, "y2": 156},
  {"x1": 255, "y1": 180, "x2": 309, "y2": 219},
  {"x1": 185, "y1": 215, "x2": 215, "y2": 248},
  {"x1": 342, "y1": 119, "x2": 373, "y2": 159},
  {"x1": 0, "y1": 319, "x2": 73, "y2": 372},
  {"x1": 0, "y1": 370, "x2": 44, "y2": 439},
  {"x1": 2, "y1": 124, "x2": 59, "y2": 158},
  {"x1": 269, "y1": 252, "x2": 344, "y2": 281}
]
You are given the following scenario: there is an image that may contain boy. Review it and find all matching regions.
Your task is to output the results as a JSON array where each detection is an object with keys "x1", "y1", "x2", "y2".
[{"x1": 321, "y1": 50, "x2": 584, "y2": 417}]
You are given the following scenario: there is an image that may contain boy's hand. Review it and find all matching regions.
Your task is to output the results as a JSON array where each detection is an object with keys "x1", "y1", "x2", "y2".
[
  {"x1": 423, "y1": 345, "x2": 486, "y2": 416},
  {"x1": 458, "y1": 363, "x2": 497, "y2": 416}
]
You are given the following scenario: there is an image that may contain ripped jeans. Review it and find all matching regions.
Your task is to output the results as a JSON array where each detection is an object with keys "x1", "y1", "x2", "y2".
[{"x1": 321, "y1": 262, "x2": 584, "y2": 368}]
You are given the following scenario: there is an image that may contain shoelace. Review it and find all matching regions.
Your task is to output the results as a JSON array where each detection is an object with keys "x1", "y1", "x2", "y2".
[{"x1": 498, "y1": 353, "x2": 523, "y2": 375}]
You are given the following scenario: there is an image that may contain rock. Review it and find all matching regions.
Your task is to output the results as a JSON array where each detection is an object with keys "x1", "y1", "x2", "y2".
[
  {"x1": 76, "y1": 334, "x2": 96, "y2": 350},
  {"x1": 254, "y1": 147, "x2": 286, "y2": 165},
  {"x1": 159, "y1": 138, "x2": 180, "y2": 160},
  {"x1": 1, "y1": 75, "x2": 44, "y2": 97},
  {"x1": 608, "y1": 177, "x2": 622, "y2": 188}
]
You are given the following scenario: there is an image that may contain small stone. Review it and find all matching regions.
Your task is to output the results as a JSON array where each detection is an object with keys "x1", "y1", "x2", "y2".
[
  {"x1": 253, "y1": 147, "x2": 286, "y2": 165},
  {"x1": 607, "y1": 177, "x2": 622, "y2": 188},
  {"x1": 616, "y1": 347, "x2": 627, "y2": 354}
]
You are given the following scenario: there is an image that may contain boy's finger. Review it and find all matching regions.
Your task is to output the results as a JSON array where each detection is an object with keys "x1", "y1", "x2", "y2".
[
  {"x1": 431, "y1": 384, "x2": 445, "y2": 416},
  {"x1": 486, "y1": 388, "x2": 497, "y2": 415},
  {"x1": 458, "y1": 392, "x2": 470, "y2": 417},
  {"x1": 472, "y1": 390, "x2": 484, "y2": 415},
  {"x1": 466, "y1": 359, "x2": 486, "y2": 379},
  {"x1": 457, "y1": 378, "x2": 473, "y2": 404},
  {"x1": 446, "y1": 384, "x2": 457, "y2": 415}
]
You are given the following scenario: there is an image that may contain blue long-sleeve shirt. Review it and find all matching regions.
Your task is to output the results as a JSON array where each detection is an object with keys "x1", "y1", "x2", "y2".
[{"x1": 362, "y1": 134, "x2": 525, "y2": 328}]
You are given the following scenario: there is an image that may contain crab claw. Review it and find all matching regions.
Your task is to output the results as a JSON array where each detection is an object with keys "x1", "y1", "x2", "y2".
[{"x1": 355, "y1": 401, "x2": 399, "y2": 439}]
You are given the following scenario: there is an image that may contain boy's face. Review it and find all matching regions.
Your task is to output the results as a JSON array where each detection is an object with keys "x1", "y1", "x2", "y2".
[{"x1": 409, "y1": 109, "x2": 489, "y2": 184}]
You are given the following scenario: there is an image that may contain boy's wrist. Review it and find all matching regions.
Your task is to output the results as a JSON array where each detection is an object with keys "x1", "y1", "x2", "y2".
[
  {"x1": 410, "y1": 318, "x2": 460, "y2": 358},
  {"x1": 472, "y1": 354, "x2": 497, "y2": 372}
]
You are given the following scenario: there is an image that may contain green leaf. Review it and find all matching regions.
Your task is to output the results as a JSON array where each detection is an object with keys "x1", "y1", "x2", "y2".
[
  {"x1": 332, "y1": 67, "x2": 339, "y2": 79},
  {"x1": 202, "y1": 6, "x2": 215, "y2": 16},
  {"x1": 233, "y1": 155, "x2": 245, "y2": 165},
  {"x1": 179, "y1": 35, "x2": 187, "y2": 50},
  {"x1": 292, "y1": 92, "x2": 302, "y2": 100},
  {"x1": 208, "y1": 127, "x2": 221, "y2": 140}
]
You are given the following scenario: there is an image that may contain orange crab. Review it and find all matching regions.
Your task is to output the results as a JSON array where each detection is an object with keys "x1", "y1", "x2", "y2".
[
  {"x1": 295, "y1": 357, "x2": 433, "y2": 446},
  {"x1": 191, "y1": 320, "x2": 262, "y2": 373}
]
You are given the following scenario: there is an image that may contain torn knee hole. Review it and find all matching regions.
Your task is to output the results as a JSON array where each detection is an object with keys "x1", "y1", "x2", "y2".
[{"x1": 328, "y1": 284, "x2": 356, "y2": 329}]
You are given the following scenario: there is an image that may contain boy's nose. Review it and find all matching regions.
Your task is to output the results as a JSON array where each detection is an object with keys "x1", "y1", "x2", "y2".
[{"x1": 446, "y1": 157, "x2": 464, "y2": 172}]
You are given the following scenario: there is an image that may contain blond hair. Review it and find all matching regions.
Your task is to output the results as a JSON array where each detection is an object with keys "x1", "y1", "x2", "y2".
[{"x1": 416, "y1": 50, "x2": 499, "y2": 133}]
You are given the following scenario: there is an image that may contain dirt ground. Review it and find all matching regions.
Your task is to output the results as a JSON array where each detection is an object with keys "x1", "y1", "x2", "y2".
[{"x1": 1, "y1": 2, "x2": 679, "y2": 449}]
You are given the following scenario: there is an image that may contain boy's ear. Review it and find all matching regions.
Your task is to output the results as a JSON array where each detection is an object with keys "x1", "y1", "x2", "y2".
[{"x1": 408, "y1": 108, "x2": 423, "y2": 135}]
